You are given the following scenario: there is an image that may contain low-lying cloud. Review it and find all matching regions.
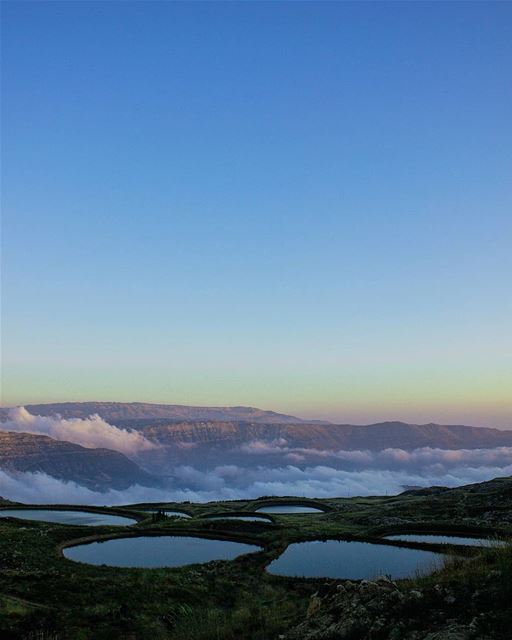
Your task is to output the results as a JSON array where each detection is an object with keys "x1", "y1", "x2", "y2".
[
  {"x1": 1, "y1": 457, "x2": 511, "y2": 506},
  {"x1": 0, "y1": 407, "x2": 157, "y2": 456},
  {"x1": 0, "y1": 413, "x2": 511, "y2": 504},
  {"x1": 239, "y1": 439, "x2": 512, "y2": 472}
]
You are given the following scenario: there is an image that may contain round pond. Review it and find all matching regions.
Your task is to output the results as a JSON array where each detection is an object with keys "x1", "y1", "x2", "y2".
[
  {"x1": 267, "y1": 540, "x2": 445, "y2": 579},
  {"x1": 64, "y1": 535, "x2": 260, "y2": 568},
  {"x1": 0, "y1": 509, "x2": 136, "y2": 526}
]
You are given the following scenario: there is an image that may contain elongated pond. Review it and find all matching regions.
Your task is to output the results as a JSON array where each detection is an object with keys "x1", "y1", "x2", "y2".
[
  {"x1": 255, "y1": 505, "x2": 324, "y2": 514},
  {"x1": 64, "y1": 536, "x2": 260, "y2": 567},
  {"x1": 141, "y1": 510, "x2": 191, "y2": 518},
  {"x1": 267, "y1": 540, "x2": 445, "y2": 579},
  {"x1": 385, "y1": 534, "x2": 505, "y2": 547},
  {"x1": 0, "y1": 509, "x2": 136, "y2": 526},
  {"x1": 207, "y1": 515, "x2": 272, "y2": 522}
]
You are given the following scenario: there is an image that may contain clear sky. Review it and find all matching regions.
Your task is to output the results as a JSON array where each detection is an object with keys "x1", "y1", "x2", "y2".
[{"x1": 2, "y1": 1, "x2": 511, "y2": 428}]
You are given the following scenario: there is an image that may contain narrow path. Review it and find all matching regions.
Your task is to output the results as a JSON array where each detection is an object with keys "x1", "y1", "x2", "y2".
[{"x1": 0, "y1": 592, "x2": 53, "y2": 610}]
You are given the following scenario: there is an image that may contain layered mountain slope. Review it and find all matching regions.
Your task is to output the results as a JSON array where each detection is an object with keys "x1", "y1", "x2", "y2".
[
  {"x1": 5, "y1": 403, "x2": 510, "y2": 450},
  {"x1": 0, "y1": 431, "x2": 158, "y2": 490},
  {"x1": 2, "y1": 401, "x2": 510, "y2": 451},
  {"x1": 135, "y1": 419, "x2": 512, "y2": 451}
]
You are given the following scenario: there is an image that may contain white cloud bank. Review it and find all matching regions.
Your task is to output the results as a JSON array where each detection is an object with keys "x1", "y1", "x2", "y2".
[
  {"x1": 0, "y1": 409, "x2": 510, "y2": 505},
  {"x1": 0, "y1": 407, "x2": 156, "y2": 456},
  {"x1": 1, "y1": 459, "x2": 511, "y2": 506}
]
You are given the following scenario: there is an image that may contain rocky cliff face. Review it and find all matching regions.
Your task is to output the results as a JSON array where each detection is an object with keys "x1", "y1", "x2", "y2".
[
  {"x1": 0, "y1": 431, "x2": 158, "y2": 491},
  {"x1": 2, "y1": 403, "x2": 510, "y2": 452},
  {"x1": 135, "y1": 419, "x2": 512, "y2": 451}
]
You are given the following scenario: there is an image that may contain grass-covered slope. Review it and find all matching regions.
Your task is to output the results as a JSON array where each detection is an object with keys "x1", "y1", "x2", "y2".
[{"x1": 0, "y1": 477, "x2": 511, "y2": 640}]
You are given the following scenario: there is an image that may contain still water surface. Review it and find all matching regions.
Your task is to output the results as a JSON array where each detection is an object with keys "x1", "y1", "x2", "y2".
[
  {"x1": 64, "y1": 535, "x2": 260, "y2": 567},
  {"x1": 385, "y1": 534, "x2": 504, "y2": 547},
  {"x1": 267, "y1": 540, "x2": 445, "y2": 579},
  {"x1": 141, "y1": 510, "x2": 191, "y2": 518},
  {"x1": 0, "y1": 509, "x2": 135, "y2": 526},
  {"x1": 207, "y1": 515, "x2": 271, "y2": 522},
  {"x1": 255, "y1": 505, "x2": 324, "y2": 514}
]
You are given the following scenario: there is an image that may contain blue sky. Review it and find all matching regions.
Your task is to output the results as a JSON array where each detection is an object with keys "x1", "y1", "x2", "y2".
[{"x1": 2, "y1": 1, "x2": 511, "y2": 427}]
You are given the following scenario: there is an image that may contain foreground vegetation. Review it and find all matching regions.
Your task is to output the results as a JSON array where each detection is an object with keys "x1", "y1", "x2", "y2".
[{"x1": 1, "y1": 477, "x2": 512, "y2": 639}]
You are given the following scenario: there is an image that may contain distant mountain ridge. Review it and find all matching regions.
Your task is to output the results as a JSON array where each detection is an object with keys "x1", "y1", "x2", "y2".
[
  {"x1": 4, "y1": 401, "x2": 318, "y2": 424},
  {"x1": 0, "y1": 402, "x2": 511, "y2": 493},
  {"x1": 1, "y1": 403, "x2": 510, "y2": 452}
]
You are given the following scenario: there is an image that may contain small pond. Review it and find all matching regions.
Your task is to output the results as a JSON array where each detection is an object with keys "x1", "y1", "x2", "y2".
[
  {"x1": 267, "y1": 540, "x2": 445, "y2": 579},
  {"x1": 385, "y1": 534, "x2": 505, "y2": 547},
  {"x1": 0, "y1": 509, "x2": 136, "y2": 526},
  {"x1": 255, "y1": 505, "x2": 324, "y2": 514},
  {"x1": 64, "y1": 536, "x2": 260, "y2": 568},
  {"x1": 207, "y1": 515, "x2": 272, "y2": 522}
]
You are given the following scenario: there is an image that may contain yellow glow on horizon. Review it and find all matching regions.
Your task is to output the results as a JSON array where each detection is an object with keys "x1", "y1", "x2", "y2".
[{"x1": 2, "y1": 362, "x2": 511, "y2": 429}]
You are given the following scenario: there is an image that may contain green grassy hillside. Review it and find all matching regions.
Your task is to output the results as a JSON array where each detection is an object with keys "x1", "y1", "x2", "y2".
[{"x1": 1, "y1": 478, "x2": 511, "y2": 639}]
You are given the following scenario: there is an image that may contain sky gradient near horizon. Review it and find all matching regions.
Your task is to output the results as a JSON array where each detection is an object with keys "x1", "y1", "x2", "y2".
[{"x1": 2, "y1": 1, "x2": 511, "y2": 428}]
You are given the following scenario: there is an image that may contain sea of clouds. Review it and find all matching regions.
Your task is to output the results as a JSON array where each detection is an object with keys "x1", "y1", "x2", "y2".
[
  {"x1": 238, "y1": 438, "x2": 512, "y2": 471},
  {"x1": 1, "y1": 408, "x2": 511, "y2": 505},
  {"x1": 1, "y1": 460, "x2": 512, "y2": 506}
]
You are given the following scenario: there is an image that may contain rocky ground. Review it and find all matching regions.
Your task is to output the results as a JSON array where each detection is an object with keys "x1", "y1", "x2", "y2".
[
  {"x1": 284, "y1": 574, "x2": 501, "y2": 640},
  {"x1": 0, "y1": 477, "x2": 511, "y2": 639}
]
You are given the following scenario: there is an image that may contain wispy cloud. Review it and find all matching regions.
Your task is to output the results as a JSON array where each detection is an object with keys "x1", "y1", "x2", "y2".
[
  {"x1": 238, "y1": 439, "x2": 512, "y2": 472},
  {"x1": 0, "y1": 407, "x2": 157, "y2": 456}
]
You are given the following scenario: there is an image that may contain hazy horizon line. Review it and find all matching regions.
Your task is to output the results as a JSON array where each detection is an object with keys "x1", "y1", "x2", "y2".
[{"x1": 0, "y1": 400, "x2": 510, "y2": 431}]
